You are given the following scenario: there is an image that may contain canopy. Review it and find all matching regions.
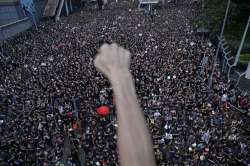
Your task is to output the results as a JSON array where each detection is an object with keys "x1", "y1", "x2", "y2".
[{"x1": 97, "y1": 106, "x2": 110, "y2": 117}]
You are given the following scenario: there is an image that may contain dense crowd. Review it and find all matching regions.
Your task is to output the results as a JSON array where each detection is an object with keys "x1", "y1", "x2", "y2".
[{"x1": 0, "y1": 0, "x2": 250, "y2": 165}]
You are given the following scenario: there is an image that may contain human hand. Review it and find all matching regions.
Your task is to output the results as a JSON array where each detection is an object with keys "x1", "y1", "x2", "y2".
[{"x1": 94, "y1": 43, "x2": 131, "y2": 81}]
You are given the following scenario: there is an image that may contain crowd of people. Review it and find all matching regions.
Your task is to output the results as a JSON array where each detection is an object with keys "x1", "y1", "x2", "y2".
[{"x1": 0, "y1": 0, "x2": 250, "y2": 165}]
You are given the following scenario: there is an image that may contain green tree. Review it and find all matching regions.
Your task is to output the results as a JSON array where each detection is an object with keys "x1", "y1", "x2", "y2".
[{"x1": 201, "y1": 0, "x2": 250, "y2": 50}]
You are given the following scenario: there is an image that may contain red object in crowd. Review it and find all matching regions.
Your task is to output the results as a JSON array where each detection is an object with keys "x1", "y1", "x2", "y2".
[
  {"x1": 58, "y1": 43, "x2": 65, "y2": 49},
  {"x1": 97, "y1": 106, "x2": 110, "y2": 117},
  {"x1": 56, "y1": 137, "x2": 64, "y2": 145},
  {"x1": 223, "y1": 101, "x2": 229, "y2": 110},
  {"x1": 73, "y1": 122, "x2": 79, "y2": 130},
  {"x1": 67, "y1": 112, "x2": 73, "y2": 118},
  {"x1": 101, "y1": 160, "x2": 108, "y2": 166},
  {"x1": 239, "y1": 98, "x2": 247, "y2": 108}
]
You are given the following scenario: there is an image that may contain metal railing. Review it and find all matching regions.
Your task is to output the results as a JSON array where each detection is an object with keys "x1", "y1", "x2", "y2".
[{"x1": 217, "y1": 36, "x2": 250, "y2": 95}]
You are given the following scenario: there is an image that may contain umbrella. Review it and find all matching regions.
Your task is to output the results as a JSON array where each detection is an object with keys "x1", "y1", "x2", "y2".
[{"x1": 97, "y1": 106, "x2": 110, "y2": 117}]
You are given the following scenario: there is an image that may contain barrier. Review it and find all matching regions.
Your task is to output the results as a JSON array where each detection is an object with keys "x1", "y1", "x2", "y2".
[{"x1": 217, "y1": 36, "x2": 250, "y2": 95}]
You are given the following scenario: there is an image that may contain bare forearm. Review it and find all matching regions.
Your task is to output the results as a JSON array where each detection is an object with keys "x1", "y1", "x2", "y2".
[
  {"x1": 111, "y1": 70, "x2": 156, "y2": 166},
  {"x1": 94, "y1": 43, "x2": 155, "y2": 166}
]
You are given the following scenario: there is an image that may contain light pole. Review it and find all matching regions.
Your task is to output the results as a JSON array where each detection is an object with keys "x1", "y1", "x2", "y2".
[{"x1": 208, "y1": 0, "x2": 231, "y2": 88}]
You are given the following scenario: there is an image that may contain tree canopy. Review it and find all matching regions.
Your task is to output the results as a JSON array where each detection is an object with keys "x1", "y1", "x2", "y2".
[{"x1": 201, "y1": 0, "x2": 250, "y2": 51}]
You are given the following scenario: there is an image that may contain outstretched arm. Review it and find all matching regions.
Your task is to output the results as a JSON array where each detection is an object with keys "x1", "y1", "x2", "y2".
[{"x1": 94, "y1": 44, "x2": 156, "y2": 166}]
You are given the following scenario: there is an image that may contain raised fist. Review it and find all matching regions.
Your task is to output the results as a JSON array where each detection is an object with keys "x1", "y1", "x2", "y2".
[{"x1": 94, "y1": 43, "x2": 131, "y2": 81}]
